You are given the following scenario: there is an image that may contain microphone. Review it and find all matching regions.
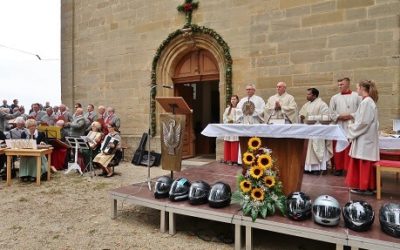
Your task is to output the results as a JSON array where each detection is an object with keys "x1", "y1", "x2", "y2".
[{"x1": 162, "y1": 85, "x2": 174, "y2": 89}]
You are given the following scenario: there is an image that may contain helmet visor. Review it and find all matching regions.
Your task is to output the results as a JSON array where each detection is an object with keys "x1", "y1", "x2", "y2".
[{"x1": 313, "y1": 205, "x2": 341, "y2": 219}]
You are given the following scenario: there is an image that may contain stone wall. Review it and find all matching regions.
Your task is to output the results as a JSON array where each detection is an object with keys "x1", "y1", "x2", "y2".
[{"x1": 61, "y1": 0, "x2": 400, "y2": 160}]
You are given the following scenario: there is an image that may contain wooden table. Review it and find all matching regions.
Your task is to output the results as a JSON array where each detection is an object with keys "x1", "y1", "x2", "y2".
[{"x1": 5, "y1": 148, "x2": 53, "y2": 186}]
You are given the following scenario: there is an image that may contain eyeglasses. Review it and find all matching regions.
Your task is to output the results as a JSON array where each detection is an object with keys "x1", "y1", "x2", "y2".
[{"x1": 246, "y1": 88, "x2": 254, "y2": 91}]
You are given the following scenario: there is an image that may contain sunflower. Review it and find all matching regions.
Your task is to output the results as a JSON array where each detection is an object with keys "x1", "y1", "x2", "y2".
[
  {"x1": 248, "y1": 137, "x2": 262, "y2": 151},
  {"x1": 257, "y1": 154, "x2": 273, "y2": 170},
  {"x1": 243, "y1": 152, "x2": 255, "y2": 165},
  {"x1": 251, "y1": 187, "x2": 265, "y2": 201},
  {"x1": 240, "y1": 180, "x2": 252, "y2": 193},
  {"x1": 249, "y1": 165, "x2": 264, "y2": 179},
  {"x1": 264, "y1": 175, "x2": 276, "y2": 188}
]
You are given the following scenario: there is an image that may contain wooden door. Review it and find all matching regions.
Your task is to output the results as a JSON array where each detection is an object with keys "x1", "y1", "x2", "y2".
[
  {"x1": 174, "y1": 85, "x2": 195, "y2": 158},
  {"x1": 172, "y1": 49, "x2": 220, "y2": 158}
]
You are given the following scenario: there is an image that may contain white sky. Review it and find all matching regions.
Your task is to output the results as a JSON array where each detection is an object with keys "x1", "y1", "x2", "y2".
[{"x1": 0, "y1": 0, "x2": 61, "y2": 110}]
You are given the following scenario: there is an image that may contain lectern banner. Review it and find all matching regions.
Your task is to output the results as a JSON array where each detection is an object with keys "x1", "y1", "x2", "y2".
[{"x1": 160, "y1": 114, "x2": 185, "y2": 171}]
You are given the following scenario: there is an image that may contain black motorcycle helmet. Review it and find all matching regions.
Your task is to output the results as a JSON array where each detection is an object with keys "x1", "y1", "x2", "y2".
[
  {"x1": 154, "y1": 176, "x2": 173, "y2": 199},
  {"x1": 286, "y1": 192, "x2": 312, "y2": 221},
  {"x1": 342, "y1": 200, "x2": 375, "y2": 232},
  {"x1": 189, "y1": 181, "x2": 211, "y2": 205},
  {"x1": 379, "y1": 203, "x2": 400, "y2": 238},
  {"x1": 208, "y1": 182, "x2": 231, "y2": 208},
  {"x1": 169, "y1": 177, "x2": 191, "y2": 201}
]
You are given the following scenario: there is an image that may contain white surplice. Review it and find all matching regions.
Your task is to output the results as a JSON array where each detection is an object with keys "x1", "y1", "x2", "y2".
[
  {"x1": 329, "y1": 92, "x2": 361, "y2": 136},
  {"x1": 347, "y1": 96, "x2": 380, "y2": 161}
]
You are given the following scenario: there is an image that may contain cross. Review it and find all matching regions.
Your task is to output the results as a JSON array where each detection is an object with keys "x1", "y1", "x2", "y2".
[{"x1": 177, "y1": 0, "x2": 199, "y2": 26}]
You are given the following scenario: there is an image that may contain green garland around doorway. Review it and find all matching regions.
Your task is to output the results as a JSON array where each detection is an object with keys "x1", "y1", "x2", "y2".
[{"x1": 150, "y1": 24, "x2": 232, "y2": 136}]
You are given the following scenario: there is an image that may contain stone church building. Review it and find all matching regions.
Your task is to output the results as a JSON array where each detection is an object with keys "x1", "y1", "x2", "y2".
[{"x1": 61, "y1": 0, "x2": 400, "y2": 160}]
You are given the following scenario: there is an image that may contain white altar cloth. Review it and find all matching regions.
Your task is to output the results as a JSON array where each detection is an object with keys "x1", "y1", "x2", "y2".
[
  {"x1": 379, "y1": 136, "x2": 400, "y2": 150},
  {"x1": 201, "y1": 124, "x2": 349, "y2": 151}
]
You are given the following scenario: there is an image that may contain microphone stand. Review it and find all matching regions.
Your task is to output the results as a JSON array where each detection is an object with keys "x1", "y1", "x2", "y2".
[{"x1": 145, "y1": 85, "x2": 157, "y2": 191}]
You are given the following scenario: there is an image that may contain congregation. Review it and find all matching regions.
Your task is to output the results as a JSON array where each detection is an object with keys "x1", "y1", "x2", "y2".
[
  {"x1": 0, "y1": 100, "x2": 123, "y2": 181},
  {"x1": 222, "y1": 78, "x2": 379, "y2": 196}
]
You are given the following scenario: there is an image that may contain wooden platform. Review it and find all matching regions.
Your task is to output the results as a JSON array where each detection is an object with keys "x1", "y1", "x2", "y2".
[{"x1": 109, "y1": 162, "x2": 400, "y2": 250}]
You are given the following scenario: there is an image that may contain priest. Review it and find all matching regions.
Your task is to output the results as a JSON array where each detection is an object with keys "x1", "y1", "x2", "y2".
[
  {"x1": 264, "y1": 82, "x2": 298, "y2": 124},
  {"x1": 299, "y1": 88, "x2": 333, "y2": 175}
]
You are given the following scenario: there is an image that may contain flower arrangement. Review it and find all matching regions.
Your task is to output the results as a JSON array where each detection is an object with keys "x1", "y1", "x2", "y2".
[{"x1": 232, "y1": 137, "x2": 287, "y2": 221}]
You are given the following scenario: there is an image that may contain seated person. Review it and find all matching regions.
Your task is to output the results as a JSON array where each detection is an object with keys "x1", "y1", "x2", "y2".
[
  {"x1": 7, "y1": 117, "x2": 27, "y2": 139},
  {"x1": 82, "y1": 121, "x2": 103, "y2": 166},
  {"x1": 93, "y1": 122, "x2": 121, "y2": 177},
  {"x1": 19, "y1": 119, "x2": 48, "y2": 182},
  {"x1": 50, "y1": 120, "x2": 69, "y2": 171}
]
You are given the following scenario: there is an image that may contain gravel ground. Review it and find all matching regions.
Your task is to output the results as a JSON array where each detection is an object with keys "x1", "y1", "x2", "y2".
[{"x1": 0, "y1": 161, "x2": 335, "y2": 250}]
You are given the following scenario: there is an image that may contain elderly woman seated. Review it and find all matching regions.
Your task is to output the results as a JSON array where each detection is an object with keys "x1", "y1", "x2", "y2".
[
  {"x1": 82, "y1": 121, "x2": 103, "y2": 166},
  {"x1": 19, "y1": 119, "x2": 48, "y2": 182},
  {"x1": 93, "y1": 122, "x2": 121, "y2": 177}
]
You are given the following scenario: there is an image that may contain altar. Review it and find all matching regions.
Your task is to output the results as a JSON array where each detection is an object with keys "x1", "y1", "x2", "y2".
[{"x1": 201, "y1": 124, "x2": 348, "y2": 194}]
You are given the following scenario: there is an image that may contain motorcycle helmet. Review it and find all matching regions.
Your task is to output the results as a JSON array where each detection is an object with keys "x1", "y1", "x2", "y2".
[
  {"x1": 208, "y1": 182, "x2": 232, "y2": 208},
  {"x1": 342, "y1": 200, "x2": 375, "y2": 232},
  {"x1": 189, "y1": 181, "x2": 211, "y2": 205},
  {"x1": 379, "y1": 203, "x2": 400, "y2": 238},
  {"x1": 312, "y1": 195, "x2": 341, "y2": 226},
  {"x1": 286, "y1": 192, "x2": 312, "y2": 221},
  {"x1": 169, "y1": 177, "x2": 191, "y2": 201},
  {"x1": 154, "y1": 176, "x2": 173, "y2": 199}
]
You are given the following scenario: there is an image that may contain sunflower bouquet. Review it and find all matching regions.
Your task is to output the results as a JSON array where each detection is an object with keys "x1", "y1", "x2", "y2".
[{"x1": 232, "y1": 137, "x2": 286, "y2": 222}]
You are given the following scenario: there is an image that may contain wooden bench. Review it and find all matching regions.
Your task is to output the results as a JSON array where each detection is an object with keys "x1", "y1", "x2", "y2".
[{"x1": 375, "y1": 159, "x2": 400, "y2": 199}]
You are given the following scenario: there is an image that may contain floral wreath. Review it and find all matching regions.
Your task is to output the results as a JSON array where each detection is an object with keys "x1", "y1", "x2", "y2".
[{"x1": 232, "y1": 137, "x2": 286, "y2": 221}]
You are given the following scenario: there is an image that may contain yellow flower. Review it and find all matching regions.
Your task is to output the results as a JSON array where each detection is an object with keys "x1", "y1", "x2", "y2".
[
  {"x1": 240, "y1": 180, "x2": 252, "y2": 193},
  {"x1": 248, "y1": 137, "x2": 262, "y2": 151},
  {"x1": 249, "y1": 165, "x2": 264, "y2": 179},
  {"x1": 243, "y1": 152, "x2": 255, "y2": 165},
  {"x1": 264, "y1": 175, "x2": 276, "y2": 188},
  {"x1": 257, "y1": 154, "x2": 273, "y2": 170},
  {"x1": 251, "y1": 187, "x2": 265, "y2": 201}
]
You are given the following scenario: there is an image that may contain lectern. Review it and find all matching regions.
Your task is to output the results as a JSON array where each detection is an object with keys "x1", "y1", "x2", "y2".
[{"x1": 156, "y1": 97, "x2": 192, "y2": 178}]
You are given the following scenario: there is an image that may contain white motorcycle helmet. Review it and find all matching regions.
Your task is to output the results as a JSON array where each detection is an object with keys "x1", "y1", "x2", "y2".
[{"x1": 312, "y1": 195, "x2": 341, "y2": 226}]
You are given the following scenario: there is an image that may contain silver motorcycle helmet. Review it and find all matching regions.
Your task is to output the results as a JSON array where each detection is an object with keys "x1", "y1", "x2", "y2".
[{"x1": 312, "y1": 195, "x2": 341, "y2": 226}]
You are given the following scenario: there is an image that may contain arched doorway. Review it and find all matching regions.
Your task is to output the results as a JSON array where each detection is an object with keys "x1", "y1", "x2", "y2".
[
  {"x1": 172, "y1": 49, "x2": 219, "y2": 158},
  {"x1": 154, "y1": 27, "x2": 232, "y2": 160}
]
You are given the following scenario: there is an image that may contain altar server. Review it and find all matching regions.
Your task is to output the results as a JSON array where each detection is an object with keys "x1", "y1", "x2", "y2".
[
  {"x1": 264, "y1": 82, "x2": 298, "y2": 124},
  {"x1": 222, "y1": 95, "x2": 240, "y2": 166},
  {"x1": 329, "y1": 77, "x2": 361, "y2": 176},
  {"x1": 299, "y1": 88, "x2": 333, "y2": 174},
  {"x1": 346, "y1": 80, "x2": 379, "y2": 195}
]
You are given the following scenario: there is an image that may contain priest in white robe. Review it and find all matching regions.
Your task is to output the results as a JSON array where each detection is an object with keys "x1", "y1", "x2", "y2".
[
  {"x1": 329, "y1": 77, "x2": 361, "y2": 175},
  {"x1": 264, "y1": 82, "x2": 298, "y2": 124},
  {"x1": 236, "y1": 83, "x2": 265, "y2": 124},
  {"x1": 299, "y1": 88, "x2": 333, "y2": 174}
]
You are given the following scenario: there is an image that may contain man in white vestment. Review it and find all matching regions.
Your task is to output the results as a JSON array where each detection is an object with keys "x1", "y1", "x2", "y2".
[
  {"x1": 264, "y1": 82, "x2": 298, "y2": 124},
  {"x1": 329, "y1": 77, "x2": 361, "y2": 176},
  {"x1": 299, "y1": 88, "x2": 333, "y2": 174},
  {"x1": 236, "y1": 83, "x2": 265, "y2": 124}
]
